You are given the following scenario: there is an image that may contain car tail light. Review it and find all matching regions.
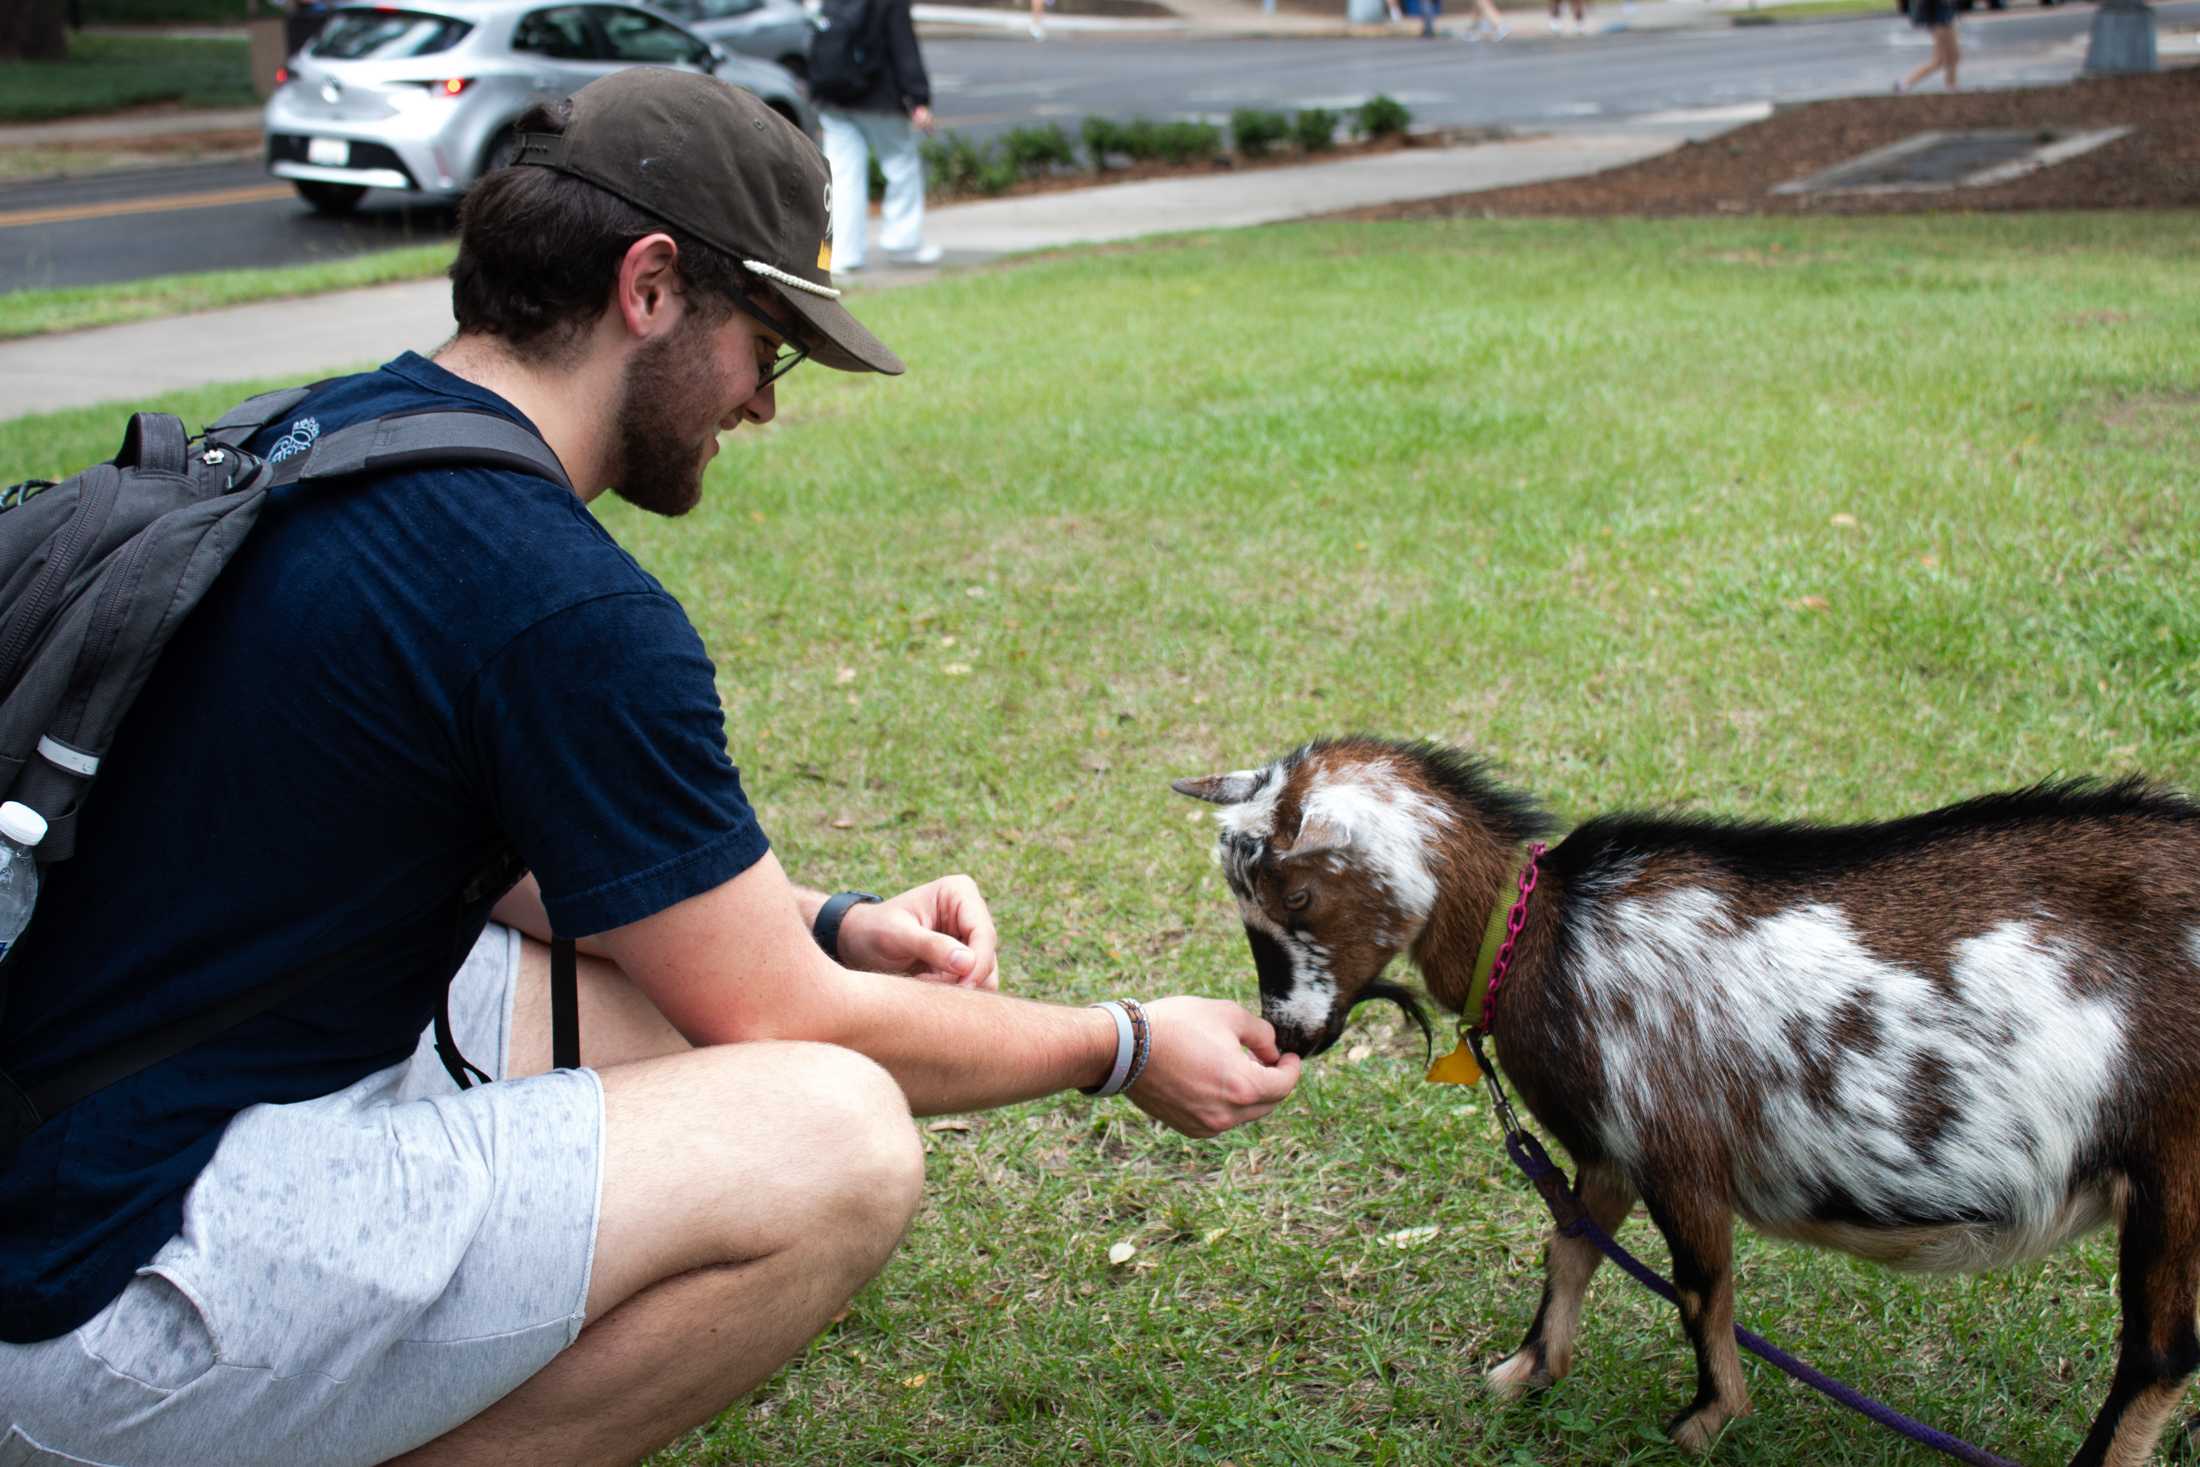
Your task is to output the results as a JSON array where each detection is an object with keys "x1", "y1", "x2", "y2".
[
  {"x1": 436, "y1": 77, "x2": 471, "y2": 96},
  {"x1": 275, "y1": 64, "x2": 290, "y2": 84}
]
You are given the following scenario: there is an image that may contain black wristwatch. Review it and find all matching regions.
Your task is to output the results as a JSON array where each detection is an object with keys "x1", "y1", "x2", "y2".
[{"x1": 812, "y1": 890, "x2": 881, "y2": 964}]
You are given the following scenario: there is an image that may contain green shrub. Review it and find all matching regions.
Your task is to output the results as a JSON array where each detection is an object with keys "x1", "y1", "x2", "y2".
[
  {"x1": 1356, "y1": 93, "x2": 1412, "y2": 140},
  {"x1": 1293, "y1": 107, "x2": 1339, "y2": 153},
  {"x1": 1116, "y1": 117, "x2": 1163, "y2": 161},
  {"x1": 81, "y1": 0, "x2": 251, "y2": 23},
  {"x1": 975, "y1": 151, "x2": 1021, "y2": 195},
  {"x1": 0, "y1": 34, "x2": 253, "y2": 123},
  {"x1": 1230, "y1": 108, "x2": 1291, "y2": 159},
  {"x1": 919, "y1": 131, "x2": 991, "y2": 194},
  {"x1": 919, "y1": 137, "x2": 952, "y2": 193},
  {"x1": 1081, "y1": 116, "x2": 1125, "y2": 169},
  {"x1": 918, "y1": 131, "x2": 1021, "y2": 197},
  {"x1": 1001, "y1": 123, "x2": 1078, "y2": 174},
  {"x1": 867, "y1": 157, "x2": 886, "y2": 203},
  {"x1": 1151, "y1": 120, "x2": 1222, "y2": 165}
]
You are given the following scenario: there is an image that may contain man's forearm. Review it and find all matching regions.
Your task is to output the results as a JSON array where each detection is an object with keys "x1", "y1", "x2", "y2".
[{"x1": 754, "y1": 967, "x2": 1118, "y2": 1115}]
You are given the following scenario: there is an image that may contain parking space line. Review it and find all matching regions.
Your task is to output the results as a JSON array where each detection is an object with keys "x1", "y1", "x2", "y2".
[{"x1": 0, "y1": 184, "x2": 295, "y2": 232}]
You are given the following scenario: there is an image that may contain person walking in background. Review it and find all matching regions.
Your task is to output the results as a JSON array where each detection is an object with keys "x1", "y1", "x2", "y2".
[
  {"x1": 810, "y1": 0, "x2": 941, "y2": 269},
  {"x1": 1028, "y1": 0, "x2": 1051, "y2": 39},
  {"x1": 1464, "y1": 0, "x2": 1509, "y2": 40},
  {"x1": 1547, "y1": 0, "x2": 1588, "y2": 33},
  {"x1": 1896, "y1": 0, "x2": 1959, "y2": 89}
]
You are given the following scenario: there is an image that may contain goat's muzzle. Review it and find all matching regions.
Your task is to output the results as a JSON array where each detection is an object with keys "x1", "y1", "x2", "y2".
[{"x1": 1273, "y1": 980, "x2": 1435, "y2": 1061}]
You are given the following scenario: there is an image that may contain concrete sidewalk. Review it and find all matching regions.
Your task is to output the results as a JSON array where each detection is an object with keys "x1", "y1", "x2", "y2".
[{"x1": 0, "y1": 121, "x2": 1723, "y2": 419}]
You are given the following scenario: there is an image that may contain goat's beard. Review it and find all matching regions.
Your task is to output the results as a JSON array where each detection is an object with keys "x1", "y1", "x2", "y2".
[{"x1": 1341, "y1": 979, "x2": 1435, "y2": 1065}]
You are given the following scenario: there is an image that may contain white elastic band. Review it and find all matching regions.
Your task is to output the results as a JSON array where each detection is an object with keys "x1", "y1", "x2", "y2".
[
  {"x1": 37, "y1": 735, "x2": 98, "y2": 777},
  {"x1": 1086, "y1": 1000, "x2": 1135, "y2": 1097},
  {"x1": 741, "y1": 260, "x2": 842, "y2": 299}
]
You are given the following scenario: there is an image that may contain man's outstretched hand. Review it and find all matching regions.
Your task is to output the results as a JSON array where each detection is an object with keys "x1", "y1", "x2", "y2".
[
  {"x1": 835, "y1": 875, "x2": 1000, "y2": 989},
  {"x1": 1128, "y1": 996, "x2": 1302, "y2": 1138}
]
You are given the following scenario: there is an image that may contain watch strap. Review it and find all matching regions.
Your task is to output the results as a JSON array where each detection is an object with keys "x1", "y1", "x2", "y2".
[{"x1": 812, "y1": 889, "x2": 881, "y2": 964}]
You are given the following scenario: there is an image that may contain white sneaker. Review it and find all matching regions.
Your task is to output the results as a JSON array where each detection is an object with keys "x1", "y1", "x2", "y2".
[
  {"x1": 1549, "y1": 12, "x2": 1571, "y2": 30},
  {"x1": 1028, "y1": 19, "x2": 1045, "y2": 37},
  {"x1": 888, "y1": 243, "x2": 944, "y2": 266}
]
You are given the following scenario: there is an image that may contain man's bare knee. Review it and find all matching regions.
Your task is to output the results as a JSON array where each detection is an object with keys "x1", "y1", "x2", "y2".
[
  {"x1": 587, "y1": 1041, "x2": 922, "y2": 1318},
  {"x1": 773, "y1": 1043, "x2": 925, "y2": 1253}
]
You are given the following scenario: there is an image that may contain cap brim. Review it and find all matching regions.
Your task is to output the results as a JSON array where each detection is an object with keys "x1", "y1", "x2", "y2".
[{"x1": 765, "y1": 281, "x2": 905, "y2": 376}]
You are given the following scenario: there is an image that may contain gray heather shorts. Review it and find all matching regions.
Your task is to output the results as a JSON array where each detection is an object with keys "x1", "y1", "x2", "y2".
[{"x1": 1, "y1": 924, "x2": 606, "y2": 1467}]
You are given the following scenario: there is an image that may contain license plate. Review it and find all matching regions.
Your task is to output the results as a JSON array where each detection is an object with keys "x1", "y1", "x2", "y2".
[{"x1": 306, "y1": 137, "x2": 350, "y2": 167}]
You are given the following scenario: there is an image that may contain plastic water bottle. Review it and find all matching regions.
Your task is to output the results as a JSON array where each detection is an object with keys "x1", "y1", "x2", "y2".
[{"x1": 0, "y1": 801, "x2": 47, "y2": 965}]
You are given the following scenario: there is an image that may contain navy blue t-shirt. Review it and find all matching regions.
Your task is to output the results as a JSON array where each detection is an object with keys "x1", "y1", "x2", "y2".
[{"x1": 0, "y1": 353, "x2": 770, "y2": 1342}]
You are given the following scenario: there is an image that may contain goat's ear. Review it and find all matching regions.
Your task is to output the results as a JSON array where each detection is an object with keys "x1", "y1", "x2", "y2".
[
  {"x1": 1283, "y1": 815, "x2": 1351, "y2": 861},
  {"x1": 1172, "y1": 770, "x2": 1265, "y2": 805}
]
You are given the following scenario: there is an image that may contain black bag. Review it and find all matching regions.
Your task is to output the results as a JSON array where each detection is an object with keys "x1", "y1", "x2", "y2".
[
  {"x1": 807, "y1": 0, "x2": 886, "y2": 106},
  {"x1": 0, "y1": 387, "x2": 582, "y2": 1156}
]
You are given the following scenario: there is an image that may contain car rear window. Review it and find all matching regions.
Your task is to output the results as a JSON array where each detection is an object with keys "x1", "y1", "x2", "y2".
[{"x1": 309, "y1": 9, "x2": 474, "y2": 58}]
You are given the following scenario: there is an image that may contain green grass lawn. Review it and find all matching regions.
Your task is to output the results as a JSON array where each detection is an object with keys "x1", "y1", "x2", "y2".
[
  {"x1": 4, "y1": 212, "x2": 2195, "y2": 1465},
  {"x1": 0, "y1": 33, "x2": 256, "y2": 123},
  {"x1": 0, "y1": 246, "x2": 455, "y2": 342}
]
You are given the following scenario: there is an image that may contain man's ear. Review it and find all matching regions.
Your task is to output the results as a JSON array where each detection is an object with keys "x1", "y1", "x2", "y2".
[{"x1": 612, "y1": 232, "x2": 684, "y2": 340}]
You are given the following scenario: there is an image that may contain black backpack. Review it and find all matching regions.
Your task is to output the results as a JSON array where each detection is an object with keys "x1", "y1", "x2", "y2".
[
  {"x1": 0, "y1": 387, "x2": 583, "y2": 1157},
  {"x1": 807, "y1": 0, "x2": 887, "y2": 106}
]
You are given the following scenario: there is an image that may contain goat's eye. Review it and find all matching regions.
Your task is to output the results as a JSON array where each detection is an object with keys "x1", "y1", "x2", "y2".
[{"x1": 1284, "y1": 889, "x2": 1311, "y2": 912}]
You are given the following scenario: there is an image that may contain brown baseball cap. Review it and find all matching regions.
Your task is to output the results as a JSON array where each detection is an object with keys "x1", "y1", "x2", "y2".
[{"x1": 509, "y1": 67, "x2": 903, "y2": 375}]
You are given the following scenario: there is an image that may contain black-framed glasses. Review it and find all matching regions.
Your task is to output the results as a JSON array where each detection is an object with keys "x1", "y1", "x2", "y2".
[
  {"x1": 755, "y1": 335, "x2": 808, "y2": 391},
  {"x1": 736, "y1": 293, "x2": 809, "y2": 391}
]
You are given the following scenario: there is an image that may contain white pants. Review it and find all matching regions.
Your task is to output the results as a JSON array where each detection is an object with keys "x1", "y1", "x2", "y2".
[{"x1": 820, "y1": 108, "x2": 926, "y2": 267}]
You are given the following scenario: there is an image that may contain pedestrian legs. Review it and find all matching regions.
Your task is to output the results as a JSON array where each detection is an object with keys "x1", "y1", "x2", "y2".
[
  {"x1": 820, "y1": 109, "x2": 930, "y2": 268},
  {"x1": 863, "y1": 112, "x2": 928, "y2": 256},
  {"x1": 1900, "y1": 20, "x2": 1959, "y2": 89},
  {"x1": 819, "y1": 109, "x2": 874, "y2": 269}
]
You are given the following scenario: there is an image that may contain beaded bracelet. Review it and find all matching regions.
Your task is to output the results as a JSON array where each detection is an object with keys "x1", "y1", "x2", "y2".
[
  {"x1": 1119, "y1": 998, "x2": 1152, "y2": 1093},
  {"x1": 1081, "y1": 998, "x2": 1153, "y2": 1098}
]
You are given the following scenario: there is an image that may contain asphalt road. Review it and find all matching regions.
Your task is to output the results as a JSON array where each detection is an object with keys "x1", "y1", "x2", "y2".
[{"x1": 0, "y1": 1, "x2": 2185, "y2": 291}]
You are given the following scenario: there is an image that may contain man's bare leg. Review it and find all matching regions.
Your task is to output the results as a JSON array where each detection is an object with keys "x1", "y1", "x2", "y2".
[{"x1": 390, "y1": 938, "x2": 924, "y2": 1467}]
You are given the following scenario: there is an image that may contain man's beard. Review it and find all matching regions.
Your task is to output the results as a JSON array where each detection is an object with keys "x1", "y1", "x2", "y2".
[{"x1": 607, "y1": 315, "x2": 722, "y2": 518}]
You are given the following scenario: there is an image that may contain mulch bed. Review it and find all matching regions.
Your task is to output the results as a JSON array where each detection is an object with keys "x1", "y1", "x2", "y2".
[{"x1": 1342, "y1": 65, "x2": 2200, "y2": 219}]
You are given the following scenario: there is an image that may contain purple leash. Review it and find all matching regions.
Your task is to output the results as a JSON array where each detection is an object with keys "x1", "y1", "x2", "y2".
[{"x1": 1476, "y1": 1042, "x2": 2022, "y2": 1467}]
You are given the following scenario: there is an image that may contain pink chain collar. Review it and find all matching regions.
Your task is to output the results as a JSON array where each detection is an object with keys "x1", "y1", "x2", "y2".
[{"x1": 1477, "y1": 841, "x2": 1545, "y2": 1034}]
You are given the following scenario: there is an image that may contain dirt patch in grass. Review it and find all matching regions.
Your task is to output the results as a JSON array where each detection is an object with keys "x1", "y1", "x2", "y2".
[
  {"x1": 2099, "y1": 389, "x2": 2200, "y2": 449},
  {"x1": 1340, "y1": 67, "x2": 2200, "y2": 219}
]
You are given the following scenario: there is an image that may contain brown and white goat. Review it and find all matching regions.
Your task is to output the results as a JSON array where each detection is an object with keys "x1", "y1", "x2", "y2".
[{"x1": 1175, "y1": 736, "x2": 2200, "y2": 1467}]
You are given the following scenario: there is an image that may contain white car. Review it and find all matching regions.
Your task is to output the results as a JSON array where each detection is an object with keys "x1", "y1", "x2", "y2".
[
  {"x1": 650, "y1": 0, "x2": 814, "y2": 79},
  {"x1": 265, "y1": 0, "x2": 819, "y2": 215}
]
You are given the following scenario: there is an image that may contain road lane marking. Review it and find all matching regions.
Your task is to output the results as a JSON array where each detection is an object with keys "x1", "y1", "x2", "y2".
[{"x1": 0, "y1": 183, "x2": 294, "y2": 232}]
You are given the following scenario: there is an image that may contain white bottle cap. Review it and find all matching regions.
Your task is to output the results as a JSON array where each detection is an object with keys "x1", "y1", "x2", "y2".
[{"x1": 0, "y1": 802, "x2": 47, "y2": 848}]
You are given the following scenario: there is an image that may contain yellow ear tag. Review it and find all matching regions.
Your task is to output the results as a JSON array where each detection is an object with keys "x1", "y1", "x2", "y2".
[{"x1": 1425, "y1": 1037, "x2": 1482, "y2": 1086}]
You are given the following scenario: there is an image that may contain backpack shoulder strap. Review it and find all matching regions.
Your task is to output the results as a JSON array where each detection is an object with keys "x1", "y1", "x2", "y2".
[
  {"x1": 271, "y1": 410, "x2": 572, "y2": 492},
  {"x1": 203, "y1": 386, "x2": 321, "y2": 451}
]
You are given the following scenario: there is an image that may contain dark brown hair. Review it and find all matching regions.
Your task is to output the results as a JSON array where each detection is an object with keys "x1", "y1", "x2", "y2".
[{"x1": 449, "y1": 99, "x2": 748, "y2": 362}]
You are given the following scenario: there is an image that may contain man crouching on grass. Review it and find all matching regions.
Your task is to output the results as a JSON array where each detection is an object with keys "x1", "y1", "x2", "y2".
[{"x1": 0, "y1": 68, "x2": 1299, "y2": 1467}]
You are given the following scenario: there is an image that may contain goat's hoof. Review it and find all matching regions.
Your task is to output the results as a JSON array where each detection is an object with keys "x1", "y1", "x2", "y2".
[
  {"x1": 1485, "y1": 1349, "x2": 1553, "y2": 1401},
  {"x1": 1667, "y1": 1403, "x2": 1743, "y2": 1455}
]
